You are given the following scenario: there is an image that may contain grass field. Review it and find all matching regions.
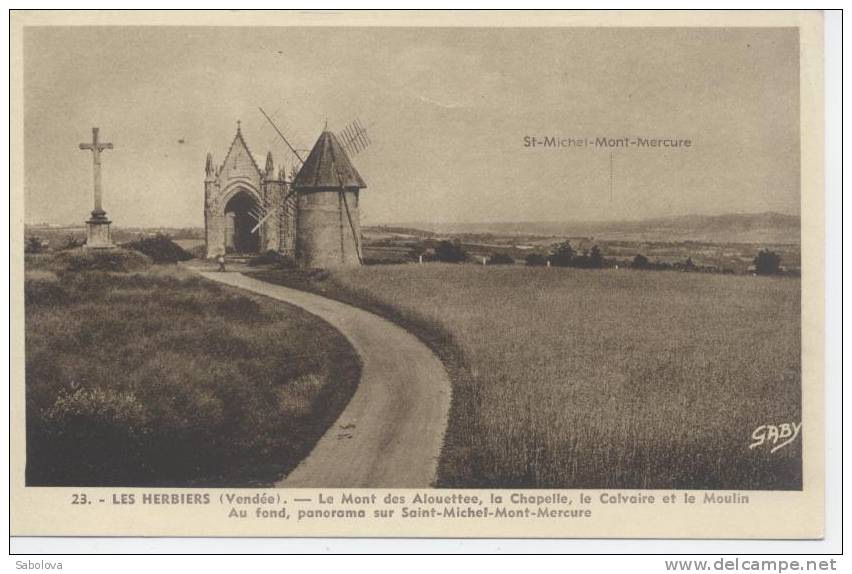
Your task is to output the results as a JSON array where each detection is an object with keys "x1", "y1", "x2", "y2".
[
  {"x1": 25, "y1": 251, "x2": 361, "y2": 486},
  {"x1": 254, "y1": 264, "x2": 801, "y2": 490}
]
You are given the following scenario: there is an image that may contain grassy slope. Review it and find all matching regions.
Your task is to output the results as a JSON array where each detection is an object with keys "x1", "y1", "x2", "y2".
[
  {"x1": 253, "y1": 264, "x2": 801, "y2": 490},
  {"x1": 25, "y1": 254, "x2": 361, "y2": 486}
]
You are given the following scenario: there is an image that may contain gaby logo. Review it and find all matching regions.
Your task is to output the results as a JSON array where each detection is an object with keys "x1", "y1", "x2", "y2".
[{"x1": 749, "y1": 423, "x2": 802, "y2": 453}]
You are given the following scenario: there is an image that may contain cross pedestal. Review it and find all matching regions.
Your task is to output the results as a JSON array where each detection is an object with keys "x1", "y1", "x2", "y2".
[
  {"x1": 79, "y1": 127, "x2": 115, "y2": 249},
  {"x1": 86, "y1": 213, "x2": 113, "y2": 249}
]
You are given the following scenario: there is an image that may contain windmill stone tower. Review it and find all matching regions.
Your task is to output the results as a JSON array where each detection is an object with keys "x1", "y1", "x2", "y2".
[{"x1": 292, "y1": 131, "x2": 366, "y2": 268}]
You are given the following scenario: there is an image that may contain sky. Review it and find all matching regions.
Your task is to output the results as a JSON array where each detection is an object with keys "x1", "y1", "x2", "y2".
[{"x1": 23, "y1": 26, "x2": 800, "y2": 228}]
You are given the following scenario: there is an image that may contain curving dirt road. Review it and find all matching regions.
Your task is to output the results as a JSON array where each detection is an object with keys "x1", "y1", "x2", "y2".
[{"x1": 196, "y1": 271, "x2": 451, "y2": 488}]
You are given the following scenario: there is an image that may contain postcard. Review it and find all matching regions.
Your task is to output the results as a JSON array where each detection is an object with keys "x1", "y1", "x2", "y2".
[{"x1": 10, "y1": 9, "x2": 825, "y2": 539}]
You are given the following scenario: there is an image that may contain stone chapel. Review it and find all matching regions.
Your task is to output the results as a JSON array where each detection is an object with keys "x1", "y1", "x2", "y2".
[{"x1": 204, "y1": 122, "x2": 367, "y2": 268}]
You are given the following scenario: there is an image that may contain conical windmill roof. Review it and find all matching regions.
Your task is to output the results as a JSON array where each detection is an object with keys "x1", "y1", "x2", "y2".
[{"x1": 293, "y1": 131, "x2": 367, "y2": 189}]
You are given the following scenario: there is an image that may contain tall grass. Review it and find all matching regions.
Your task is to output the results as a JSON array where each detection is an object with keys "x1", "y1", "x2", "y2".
[
  {"x1": 25, "y1": 255, "x2": 360, "y2": 486},
  {"x1": 256, "y1": 264, "x2": 801, "y2": 489}
]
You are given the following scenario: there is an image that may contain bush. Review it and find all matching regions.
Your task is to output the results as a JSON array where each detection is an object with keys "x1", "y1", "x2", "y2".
[
  {"x1": 52, "y1": 249, "x2": 152, "y2": 273},
  {"x1": 123, "y1": 233, "x2": 192, "y2": 264},
  {"x1": 186, "y1": 244, "x2": 207, "y2": 260},
  {"x1": 754, "y1": 249, "x2": 782, "y2": 275},
  {"x1": 525, "y1": 253, "x2": 548, "y2": 266},
  {"x1": 44, "y1": 384, "x2": 148, "y2": 435},
  {"x1": 25, "y1": 236, "x2": 43, "y2": 254},
  {"x1": 30, "y1": 384, "x2": 151, "y2": 485},
  {"x1": 487, "y1": 253, "x2": 514, "y2": 265},
  {"x1": 435, "y1": 239, "x2": 467, "y2": 263},
  {"x1": 60, "y1": 234, "x2": 86, "y2": 251}
]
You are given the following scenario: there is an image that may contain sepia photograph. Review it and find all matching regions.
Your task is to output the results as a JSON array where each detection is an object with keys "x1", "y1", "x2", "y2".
[{"x1": 10, "y1": 10, "x2": 830, "y2": 542}]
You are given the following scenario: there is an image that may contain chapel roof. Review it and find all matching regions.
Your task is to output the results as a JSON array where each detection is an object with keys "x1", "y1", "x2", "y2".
[{"x1": 220, "y1": 122, "x2": 263, "y2": 178}]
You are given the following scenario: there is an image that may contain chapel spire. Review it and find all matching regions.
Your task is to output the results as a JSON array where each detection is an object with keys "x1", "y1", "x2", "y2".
[
  {"x1": 205, "y1": 152, "x2": 215, "y2": 180},
  {"x1": 265, "y1": 151, "x2": 275, "y2": 179}
]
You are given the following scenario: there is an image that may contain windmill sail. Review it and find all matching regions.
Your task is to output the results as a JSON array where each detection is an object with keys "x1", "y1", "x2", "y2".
[{"x1": 336, "y1": 118, "x2": 371, "y2": 157}]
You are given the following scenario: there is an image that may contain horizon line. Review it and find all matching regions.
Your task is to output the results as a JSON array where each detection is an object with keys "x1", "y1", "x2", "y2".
[{"x1": 25, "y1": 209, "x2": 801, "y2": 229}]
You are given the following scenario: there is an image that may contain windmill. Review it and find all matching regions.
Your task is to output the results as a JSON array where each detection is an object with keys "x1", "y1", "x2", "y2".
[{"x1": 258, "y1": 107, "x2": 370, "y2": 266}]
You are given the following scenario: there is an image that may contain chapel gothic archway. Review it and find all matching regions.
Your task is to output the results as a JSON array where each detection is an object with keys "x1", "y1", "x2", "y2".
[{"x1": 223, "y1": 190, "x2": 260, "y2": 253}]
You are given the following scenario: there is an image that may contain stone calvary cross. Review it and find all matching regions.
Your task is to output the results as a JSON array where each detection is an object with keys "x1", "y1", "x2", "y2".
[{"x1": 79, "y1": 127, "x2": 114, "y2": 248}]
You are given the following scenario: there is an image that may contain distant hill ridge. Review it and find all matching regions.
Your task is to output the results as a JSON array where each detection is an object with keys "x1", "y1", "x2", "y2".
[{"x1": 374, "y1": 212, "x2": 800, "y2": 244}]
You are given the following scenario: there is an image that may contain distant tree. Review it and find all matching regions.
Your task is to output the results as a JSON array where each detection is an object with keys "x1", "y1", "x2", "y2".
[
  {"x1": 549, "y1": 240, "x2": 575, "y2": 267},
  {"x1": 631, "y1": 254, "x2": 649, "y2": 269},
  {"x1": 754, "y1": 249, "x2": 782, "y2": 275},
  {"x1": 434, "y1": 239, "x2": 467, "y2": 263},
  {"x1": 589, "y1": 245, "x2": 604, "y2": 268},
  {"x1": 684, "y1": 256, "x2": 694, "y2": 270},
  {"x1": 525, "y1": 253, "x2": 548, "y2": 266},
  {"x1": 487, "y1": 253, "x2": 514, "y2": 265},
  {"x1": 568, "y1": 246, "x2": 604, "y2": 269}
]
